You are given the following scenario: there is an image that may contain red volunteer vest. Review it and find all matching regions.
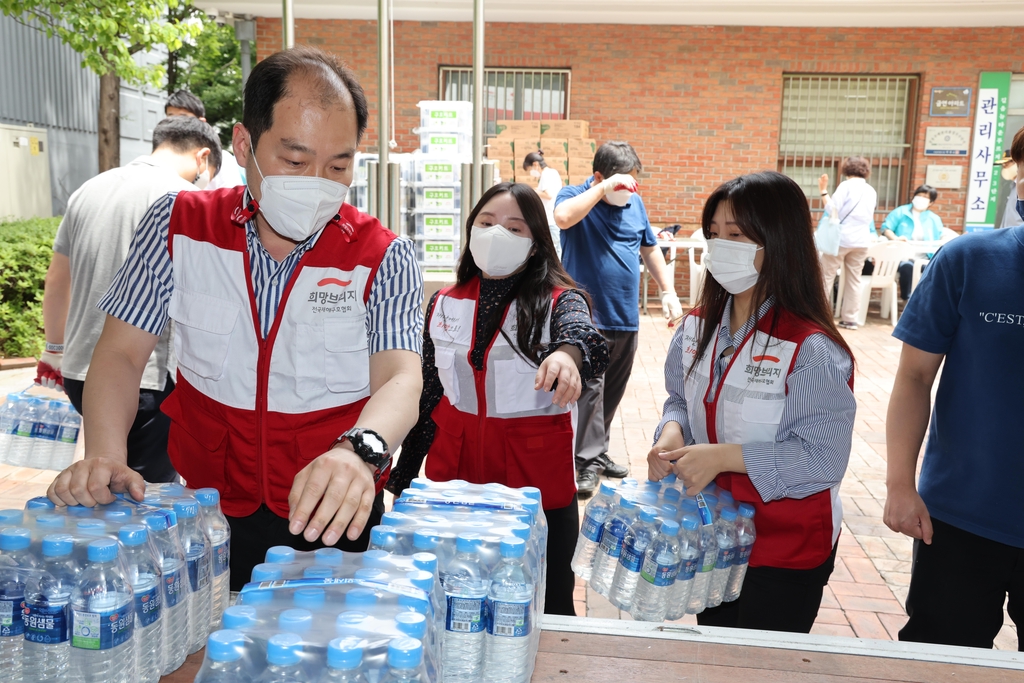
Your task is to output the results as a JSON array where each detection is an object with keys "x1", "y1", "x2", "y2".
[
  {"x1": 159, "y1": 187, "x2": 396, "y2": 518},
  {"x1": 425, "y1": 278, "x2": 577, "y2": 509}
]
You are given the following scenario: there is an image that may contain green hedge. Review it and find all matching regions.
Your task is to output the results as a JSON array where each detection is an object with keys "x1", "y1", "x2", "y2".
[{"x1": 0, "y1": 217, "x2": 61, "y2": 359}]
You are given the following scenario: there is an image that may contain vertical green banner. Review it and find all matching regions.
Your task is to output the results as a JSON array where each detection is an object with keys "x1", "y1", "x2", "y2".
[{"x1": 964, "y1": 72, "x2": 1011, "y2": 231}]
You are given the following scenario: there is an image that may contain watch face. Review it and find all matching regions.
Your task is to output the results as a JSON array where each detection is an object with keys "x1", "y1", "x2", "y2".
[
  {"x1": 362, "y1": 431, "x2": 386, "y2": 455},
  {"x1": 345, "y1": 428, "x2": 390, "y2": 469}
]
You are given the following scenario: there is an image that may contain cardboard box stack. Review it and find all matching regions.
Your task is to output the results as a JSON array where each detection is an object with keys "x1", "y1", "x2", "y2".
[{"x1": 486, "y1": 119, "x2": 594, "y2": 188}]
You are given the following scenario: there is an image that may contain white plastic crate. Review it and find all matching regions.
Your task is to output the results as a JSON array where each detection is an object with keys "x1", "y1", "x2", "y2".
[
  {"x1": 417, "y1": 100, "x2": 473, "y2": 130},
  {"x1": 409, "y1": 156, "x2": 464, "y2": 184},
  {"x1": 416, "y1": 239, "x2": 461, "y2": 266},
  {"x1": 414, "y1": 211, "x2": 462, "y2": 239},
  {"x1": 415, "y1": 185, "x2": 461, "y2": 211},
  {"x1": 416, "y1": 130, "x2": 471, "y2": 156}
]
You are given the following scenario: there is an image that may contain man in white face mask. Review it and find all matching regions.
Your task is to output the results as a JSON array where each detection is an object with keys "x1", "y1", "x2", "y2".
[
  {"x1": 46, "y1": 47, "x2": 424, "y2": 588},
  {"x1": 553, "y1": 141, "x2": 683, "y2": 495}
]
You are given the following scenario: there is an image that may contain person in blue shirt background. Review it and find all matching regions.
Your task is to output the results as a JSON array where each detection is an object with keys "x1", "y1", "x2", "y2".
[
  {"x1": 554, "y1": 142, "x2": 683, "y2": 495},
  {"x1": 879, "y1": 184, "x2": 944, "y2": 301}
]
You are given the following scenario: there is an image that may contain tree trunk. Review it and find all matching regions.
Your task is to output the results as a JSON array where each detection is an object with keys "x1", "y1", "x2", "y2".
[{"x1": 98, "y1": 72, "x2": 120, "y2": 172}]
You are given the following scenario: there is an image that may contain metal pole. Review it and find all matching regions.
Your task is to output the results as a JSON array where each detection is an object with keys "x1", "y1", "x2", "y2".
[
  {"x1": 481, "y1": 160, "x2": 497, "y2": 192},
  {"x1": 461, "y1": 162, "x2": 473, "y2": 238},
  {"x1": 377, "y1": 0, "x2": 391, "y2": 227},
  {"x1": 471, "y1": 0, "x2": 484, "y2": 206},
  {"x1": 388, "y1": 162, "x2": 402, "y2": 236},
  {"x1": 282, "y1": 0, "x2": 295, "y2": 48},
  {"x1": 367, "y1": 161, "x2": 380, "y2": 219},
  {"x1": 234, "y1": 18, "x2": 255, "y2": 86}
]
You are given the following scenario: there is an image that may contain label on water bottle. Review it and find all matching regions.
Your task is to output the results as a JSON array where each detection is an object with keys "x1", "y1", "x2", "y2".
[
  {"x1": 695, "y1": 494, "x2": 714, "y2": 527},
  {"x1": 699, "y1": 548, "x2": 715, "y2": 573},
  {"x1": 32, "y1": 421, "x2": 59, "y2": 441},
  {"x1": 677, "y1": 555, "x2": 700, "y2": 581},
  {"x1": 445, "y1": 595, "x2": 486, "y2": 633},
  {"x1": 71, "y1": 605, "x2": 133, "y2": 650},
  {"x1": 187, "y1": 548, "x2": 210, "y2": 591},
  {"x1": 14, "y1": 419, "x2": 32, "y2": 438},
  {"x1": 580, "y1": 512, "x2": 604, "y2": 543},
  {"x1": 0, "y1": 595, "x2": 26, "y2": 636},
  {"x1": 619, "y1": 536, "x2": 646, "y2": 572},
  {"x1": 24, "y1": 602, "x2": 68, "y2": 644},
  {"x1": 163, "y1": 569, "x2": 184, "y2": 609},
  {"x1": 736, "y1": 544, "x2": 753, "y2": 565},
  {"x1": 213, "y1": 540, "x2": 230, "y2": 577},
  {"x1": 56, "y1": 424, "x2": 80, "y2": 444},
  {"x1": 487, "y1": 598, "x2": 530, "y2": 637},
  {"x1": 134, "y1": 586, "x2": 161, "y2": 627},
  {"x1": 598, "y1": 528, "x2": 625, "y2": 558},
  {"x1": 715, "y1": 546, "x2": 736, "y2": 570},
  {"x1": 640, "y1": 556, "x2": 679, "y2": 587}
]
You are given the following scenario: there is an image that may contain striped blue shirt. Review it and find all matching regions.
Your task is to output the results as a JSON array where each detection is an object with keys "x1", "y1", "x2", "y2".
[
  {"x1": 656, "y1": 297, "x2": 855, "y2": 502},
  {"x1": 98, "y1": 191, "x2": 423, "y2": 353}
]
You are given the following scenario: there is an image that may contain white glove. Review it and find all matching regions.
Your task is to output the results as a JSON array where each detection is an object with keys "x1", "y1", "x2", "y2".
[
  {"x1": 36, "y1": 351, "x2": 64, "y2": 391},
  {"x1": 661, "y1": 291, "x2": 683, "y2": 321},
  {"x1": 600, "y1": 173, "x2": 638, "y2": 195}
]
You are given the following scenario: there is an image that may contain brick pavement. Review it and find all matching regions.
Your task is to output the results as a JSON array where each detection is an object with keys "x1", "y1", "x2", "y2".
[{"x1": 0, "y1": 312, "x2": 1018, "y2": 650}]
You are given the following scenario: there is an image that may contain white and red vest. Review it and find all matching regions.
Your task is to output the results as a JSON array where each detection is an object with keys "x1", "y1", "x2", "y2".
[
  {"x1": 159, "y1": 187, "x2": 396, "y2": 518},
  {"x1": 425, "y1": 279, "x2": 578, "y2": 509},
  {"x1": 680, "y1": 309, "x2": 852, "y2": 570}
]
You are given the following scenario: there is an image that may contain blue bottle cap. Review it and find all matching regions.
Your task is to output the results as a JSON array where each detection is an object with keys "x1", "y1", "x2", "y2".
[
  {"x1": 721, "y1": 507, "x2": 738, "y2": 522},
  {"x1": 499, "y1": 536, "x2": 526, "y2": 559},
  {"x1": 639, "y1": 492, "x2": 659, "y2": 506},
  {"x1": 327, "y1": 637, "x2": 363, "y2": 670},
  {"x1": 25, "y1": 497, "x2": 55, "y2": 511},
  {"x1": 362, "y1": 549, "x2": 391, "y2": 568},
  {"x1": 409, "y1": 478, "x2": 431, "y2": 489},
  {"x1": 303, "y1": 565, "x2": 333, "y2": 579},
  {"x1": 663, "y1": 473, "x2": 678, "y2": 484},
  {"x1": 222, "y1": 605, "x2": 257, "y2": 630},
  {"x1": 104, "y1": 509, "x2": 132, "y2": 522},
  {"x1": 702, "y1": 494, "x2": 719, "y2": 510},
  {"x1": 738, "y1": 503, "x2": 755, "y2": 518},
  {"x1": 143, "y1": 512, "x2": 169, "y2": 531},
  {"x1": 455, "y1": 533, "x2": 480, "y2": 553},
  {"x1": 314, "y1": 547, "x2": 344, "y2": 566},
  {"x1": 521, "y1": 500, "x2": 539, "y2": 517},
  {"x1": 41, "y1": 534, "x2": 74, "y2": 557},
  {"x1": 206, "y1": 629, "x2": 244, "y2": 663},
  {"x1": 294, "y1": 587, "x2": 326, "y2": 610},
  {"x1": 380, "y1": 511, "x2": 406, "y2": 527},
  {"x1": 251, "y1": 563, "x2": 283, "y2": 582},
  {"x1": 278, "y1": 608, "x2": 313, "y2": 634},
  {"x1": 660, "y1": 519, "x2": 680, "y2": 536},
  {"x1": 159, "y1": 484, "x2": 186, "y2": 497},
  {"x1": 0, "y1": 509, "x2": 23, "y2": 525},
  {"x1": 345, "y1": 587, "x2": 379, "y2": 609},
  {"x1": 370, "y1": 526, "x2": 397, "y2": 548},
  {"x1": 194, "y1": 488, "x2": 220, "y2": 507},
  {"x1": 412, "y1": 530, "x2": 440, "y2": 550},
  {"x1": 681, "y1": 514, "x2": 699, "y2": 531},
  {"x1": 621, "y1": 478, "x2": 639, "y2": 488},
  {"x1": 521, "y1": 486, "x2": 541, "y2": 502},
  {"x1": 335, "y1": 611, "x2": 368, "y2": 628},
  {"x1": 663, "y1": 488, "x2": 681, "y2": 503},
  {"x1": 638, "y1": 507, "x2": 658, "y2": 524},
  {"x1": 719, "y1": 491, "x2": 735, "y2": 505},
  {"x1": 619, "y1": 498, "x2": 637, "y2": 511},
  {"x1": 76, "y1": 520, "x2": 106, "y2": 534},
  {"x1": 266, "y1": 632, "x2": 303, "y2": 667},
  {"x1": 35, "y1": 514, "x2": 65, "y2": 529},
  {"x1": 398, "y1": 594, "x2": 429, "y2": 615},
  {"x1": 165, "y1": 510, "x2": 178, "y2": 527},
  {"x1": 411, "y1": 552, "x2": 437, "y2": 575},
  {"x1": 702, "y1": 483, "x2": 719, "y2": 496},
  {"x1": 265, "y1": 546, "x2": 295, "y2": 565},
  {"x1": 387, "y1": 637, "x2": 423, "y2": 669},
  {"x1": 118, "y1": 524, "x2": 148, "y2": 547},
  {"x1": 643, "y1": 480, "x2": 662, "y2": 491},
  {"x1": 354, "y1": 568, "x2": 386, "y2": 581},
  {"x1": 681, "y1": 498, "x2": 698, "y2": 512},
  {"x1": 87, "y1": 538, "x2": 119, "y2": 563},
  {"x1": 172, "y1": 498, "x2": 198, "y2": 519},
  {"x1": 395, "y1": 611, "x2": 427, "y2": 639},
  {"x1": 661, "y1": 504, "x2": 679, "y2": 520},
  {"x1": 406, "y1": 570, "x2": 433, "y2": 593},
  {"x1": 598, "y1": 482, "x2": 616, "y2": 497},
  {"x1": 67, "y1": 505, "x2": 93, "y2": 518},
  {"x1": 240, "y1": 589, "x2": 273, "y2": 606},
  {"x1": 509, "y1": 523, "x2": 531, "y2": 541}
]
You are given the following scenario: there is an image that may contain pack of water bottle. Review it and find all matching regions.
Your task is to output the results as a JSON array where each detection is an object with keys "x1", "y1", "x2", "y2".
[
  {"x1": 374, "y1": 478, "x2": 546, "y2": 683},
  {"x1": 571, "y1": 476, "x2": 756, "y2": 622},
  {"x1": 0, "y1": 482, "x2": 230, "y2": 682},
  {"x1": 0, "y1": 392, "x2": 81, "y2": 471}
]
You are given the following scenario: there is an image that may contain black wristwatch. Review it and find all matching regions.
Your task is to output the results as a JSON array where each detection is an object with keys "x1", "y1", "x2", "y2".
[{"x1": 334, "y1": 428, "x2": 391, "y2": 482}]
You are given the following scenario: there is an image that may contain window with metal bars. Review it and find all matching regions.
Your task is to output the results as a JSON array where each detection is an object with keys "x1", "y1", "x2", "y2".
[
  {"x1": 778, "y1": 74, "x2": 919, "y2": 218},
  {"x1": 439, "y1": 67, "x2": 570, "y2": 137}
]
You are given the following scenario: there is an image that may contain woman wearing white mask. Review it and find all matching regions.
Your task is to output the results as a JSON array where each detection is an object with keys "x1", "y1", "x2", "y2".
[
  {"x1": 647, "y1": 172, "x2": 856, "y2": 634},
  {"x1": 389, "y1": 182, "x2": 609, "y2": 616},
  {"x1": 880, "y1": 185, "x2": 945, "y2": 301},
  {"x1": 523, "y1": 150, "x2": 566, "y2": 258}
]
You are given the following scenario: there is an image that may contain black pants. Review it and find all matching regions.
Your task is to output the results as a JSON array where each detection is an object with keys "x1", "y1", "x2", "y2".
[
  {"x1": 897, "y1": 260, "x2": 928, "y2": 301},
  {"x1": 227, "y1": 497, "x2": 385, "y2": 591},
  {"x1": 900, "y1": 517, "x2": 1023, "y2": 650},
  {"x1": 575, "y1": 329, "x2": 638, "y2": 472},
  {"x1": 64, "y1": 374, "x2": 178, "y2": 483},
  {"x1": 697, "y1": 542, "x2": 838, "y2": 633},
  {"x1": 544, "y1": 495, "x2": 580, "y2": 616}
]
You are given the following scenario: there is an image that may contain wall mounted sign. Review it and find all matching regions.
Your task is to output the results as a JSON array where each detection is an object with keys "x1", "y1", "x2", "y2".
[
  {"x1": 929, "y1": 87, "x2": 972, "y2": 117},
  {"x1": 924, "y1": 127, "x2": 971, "y2": 156},
  {"x1": 964, "y1": 73, "x2": 1011, "y2": 232},
  {"x1": 925, "y1": 165, "x2": 963, "y2": 190}
]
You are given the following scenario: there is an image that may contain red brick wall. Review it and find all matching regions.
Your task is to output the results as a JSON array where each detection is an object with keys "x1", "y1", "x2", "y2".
[{"x1": 255, "y1": 19, "x2": 1024, "y2": 233}]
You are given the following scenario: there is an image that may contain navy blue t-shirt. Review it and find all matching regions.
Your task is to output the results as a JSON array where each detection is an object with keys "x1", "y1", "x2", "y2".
[
  {"x1": 555, "y1": 178, "x2": 657, "y2": 331},
  {"x1": 893, "y1": 227, "x2": 1024, "y2": 548}
]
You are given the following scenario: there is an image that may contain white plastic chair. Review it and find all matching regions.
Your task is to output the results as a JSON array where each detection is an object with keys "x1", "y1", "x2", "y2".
[
  {"x1": 855, "y1": 241, "x2": 913, "y2": 327},
  {"x1": 686, "y1": 228, "x2": 707, "y2": 306}
]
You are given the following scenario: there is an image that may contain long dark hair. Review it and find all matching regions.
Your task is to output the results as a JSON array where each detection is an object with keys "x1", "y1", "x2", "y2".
[
  {"x1": 455, "y1": 182, "x2": 582, "y2": 364},
  {"x1": 690, "y1": 171, "x2": 854, "y2": 372}
]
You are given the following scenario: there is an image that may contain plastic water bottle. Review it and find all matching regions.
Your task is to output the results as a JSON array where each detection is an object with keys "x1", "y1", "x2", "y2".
[
  {"x1": 265, "y1": 546, "x2": 296, "y2": 565},
  {"x1": 23, "y1": 533, "x2": 80, "y2": 682},
  {"x1": 257, "y1": 632, "x2": 305, "y2": 682},
  {"x1": 0, "y1": 395, "x2": 22, "y2": 463},
  {"x1": 319, "y1": 637, "x2": 368, "y2": 682},
  {"x1": 687, "y1": 502, "x2": 718, "y2": 615},
  {"x1": 196, "y1": 629, "x2": 246, "y2": 683},
  {"x1": 608, "y1": 506, "x2": 659, "y2": 610},
  {"x1": 119, "y1": 524, "x2": 164, "y2": 683},
  {"x1": 144, "y1": 512, "x2": 190, "y2": 674},
  {"x1": 483, "y1": 537, "x2": 533, "y2": 683},
  {"x1": 379, "y1": 637, "x2": 424, "y2": 683},
  {"x1": 174, "y1": 498, "x2": 212, "y2": 654},
  {"x1": 589, "y1": 497, "x2": 638, "y2": 597},
  {"x1": 195, "y1": 488, "x2": 231, "y2": 628},
  {"x1": 1, "y1": 528, "x2": 39, "y2": 681},
  {"x1": 570, "y1": 482, "x2": 615, "y2": 580},
  {"x1": 0, "y1": 508, "x2": 25, "y2": 530},
  {"x1": 706, "y1": 507, "x2": 738, "y2": 608},
  {"x1": 630, "y1": 520, "x2": 681, "y2": 622},
  {"x1": 369, "y1": 525, "x2": 399, "y2": 552},
  {"x1": 725, "y1": 503, "x2": 756, "y2": 602},
  {"x1": 440, "y1": 533, "x2": 488, "y2": 682},
  {"x1": 50, "y1": 409, "x2": 81, "y2": 471},
  {"x1": 7, "y1": 398, "x2": 43, "y2": 467},
  {"x1": 68, "y1": 538, "x2": 136, "y2": 683},
  {"x1": 31, "y1": 401, "x2": 64, "y2": 470},
  {"x1": 666, "y1": 515, "x2": 701, "y2": 620}
]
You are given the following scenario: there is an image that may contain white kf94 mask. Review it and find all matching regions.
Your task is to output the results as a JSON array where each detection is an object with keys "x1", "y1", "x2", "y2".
[
  {"x1": 470, "y1": 224, "x2": 534, "y2": 277},
  {"x1": 704, "y1": 238, "x2": 763, "y2": 295}
]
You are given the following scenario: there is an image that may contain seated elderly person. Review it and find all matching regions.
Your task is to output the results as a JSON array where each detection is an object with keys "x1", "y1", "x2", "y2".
[{"x1": 880, "y1": 184, "x2": 943, "y2": 301}]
